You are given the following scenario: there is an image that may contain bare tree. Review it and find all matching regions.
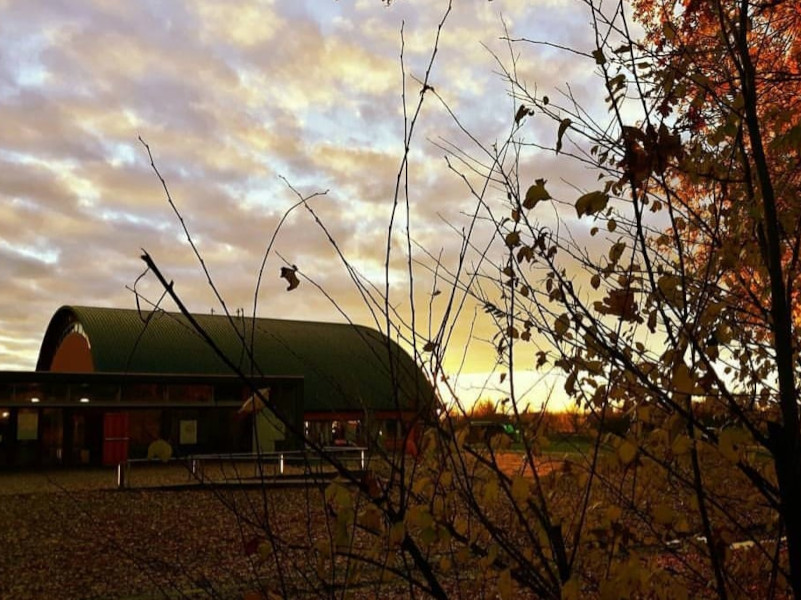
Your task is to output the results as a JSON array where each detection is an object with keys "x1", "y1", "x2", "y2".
[{"x1": 134, "y1": 0, "x2": 801, "y2": 598}]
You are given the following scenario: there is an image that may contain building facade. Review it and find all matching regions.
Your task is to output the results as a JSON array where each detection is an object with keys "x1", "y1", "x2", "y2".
[{"x1": 0, "y1": 306, "x2": 433, "y2": 468}]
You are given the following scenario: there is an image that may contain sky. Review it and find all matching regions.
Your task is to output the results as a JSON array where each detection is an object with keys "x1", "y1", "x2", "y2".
[{"x1": 0, "y1": 0, "x2": 607, "y2": 409}]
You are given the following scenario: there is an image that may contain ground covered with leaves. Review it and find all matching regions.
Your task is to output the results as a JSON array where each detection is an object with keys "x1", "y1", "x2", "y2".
[
  {"x1": 0, "y1": 459, "x2": 562, "y2": 600},
  {"x1": 0, "y1": 471, "x2": 284, "y2": 599},
  {"x1": 0, "y1": 448, "x2": 789, "y2": 600},
  {"x1": 0, "y1": 465, "x2": 517, "y2": 600}
]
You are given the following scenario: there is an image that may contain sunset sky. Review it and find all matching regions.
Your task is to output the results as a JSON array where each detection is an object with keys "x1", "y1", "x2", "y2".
[{"x1": 0, "y1": 0, "x2": 606, "y2": 409}]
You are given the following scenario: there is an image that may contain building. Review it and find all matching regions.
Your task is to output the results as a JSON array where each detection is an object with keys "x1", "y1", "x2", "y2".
[{"x1": 0, "y1": 306, "x2": 434, "y2": 468}]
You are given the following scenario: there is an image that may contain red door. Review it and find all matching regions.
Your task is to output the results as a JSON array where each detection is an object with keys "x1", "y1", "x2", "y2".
[{"x1": 102, "y1": 412, "x2": 130, "y2": 466}]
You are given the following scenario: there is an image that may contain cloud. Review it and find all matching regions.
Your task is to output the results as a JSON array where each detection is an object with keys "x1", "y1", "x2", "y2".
[{"x1": 0, "y1": 0, "x2": 605, "y2": 395}]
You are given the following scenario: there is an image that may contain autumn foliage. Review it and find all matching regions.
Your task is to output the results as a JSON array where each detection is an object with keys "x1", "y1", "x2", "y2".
[
  {"x1": 133, "y1": 0, "x2": 801, "y2": 598},
  {"x1": 634, "y1": 0, "x2": 801, "y2": 333}
]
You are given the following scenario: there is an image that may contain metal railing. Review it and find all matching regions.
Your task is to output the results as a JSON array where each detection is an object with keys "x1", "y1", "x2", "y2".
[{"x1": 116, "y1": 446, "x2": 368, "y2": 489}]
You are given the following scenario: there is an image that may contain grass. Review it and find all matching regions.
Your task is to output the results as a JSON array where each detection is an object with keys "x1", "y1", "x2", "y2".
[
  {"x1": 506, "y1": 433, "x2": 599, "y2": 455},
  {"x1": 543, "y1": 434, "x2": 598, "y2": 454}
]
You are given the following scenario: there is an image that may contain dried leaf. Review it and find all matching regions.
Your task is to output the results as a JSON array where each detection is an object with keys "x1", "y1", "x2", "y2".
[
  {"x1": 618, "y1": 440, "x2": 637, "y2": 465},
  {"x1": 280, "y1": 266, "x2": 300, "y2": 291},
  {"x1": 498, "y1": 568, "x2": 513, "y2": 600},
  {"x1": 554, "y1": 314, "x2": 570, "y2": 337},
  {"x1": 524, "y1": 179, "x2": 551, "y2": 209},
  {"x1": 505, "y1": 230, "x2": 521, "y2": 248},
  {"x1": 556, "y1": 118, "x2": 572, "y2": 154},
  {"x1": 575, "y1": 190, "x2": 609, "y2": 218}
]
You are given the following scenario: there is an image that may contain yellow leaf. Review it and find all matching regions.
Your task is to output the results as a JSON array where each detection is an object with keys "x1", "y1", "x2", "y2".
[
  {"x1": 325, "y1": 483, "x2": 352, "y2": 510},
  {"x1": 608, "y1": 241, "x2": 626, "y2": 263},
  {"x1": 440, "y1": 470, "x2": 453, "y2": 487},
  {"x1": 671, "y1": 434, "x2": 692, "y2": 456},
  {"x1": 511, "y1": 475, "x2": 529, "y2": 504},
  {"x1": 576, "y1": 190, "x2": 609, "y2": 217},
  {"x1": 505, "y1": 230, "x2": 521, "y2": 248},
  {"x1": 389, "y1": 521, "x2": 405, "y2": 546},
  {"x1": 432, "y1": 496, "x2": 445, "y2": 517},
  {"x1": 481, "y1": 543, "x2": 499, "y2": 569},
  {"x1": 652, "y1": 503, "x2": 673, "y2": 525},
  {"x1": 618, "y1": 440, "x2": 637, "y2": 465},
  {"x1": 657, "y1": 274, "x2": 680, "y2": 296},
  {"x1": 408, "y1": 505, "x2": 434, "y2": 530},
  {"x1": 257, "y1": 541, "x2": 272, "y2": 560},
  {"x1": 314, "y1": 539, "x2": 331, "y2": 557},
  {"x1": 675, "y1": 517, "x2": 691, "y2": 534},
  {"x1": 672, "y1": 363, "x2": 694, "y2": 394},
  {"x1": 672, "y1": 585, "x2": 689, "y2": 600},
  {"x1": 562, "y1": 578, "x2": 580, "y2": 600},
  {"x1": 718, "y1": 428, "x2": 745, "y2": 462},
  {"x1": 455, "y1": 426, "x2": 469, "y2": 448},
  {"x1": 637, "y1": 405, "x2": 653, "y2": 423},
  {"x1": 420, "y1": 526, "x2": 437, "y2": 548},
  {"x1": 439, "y1": 526, "x2": 452, "y2": 549},
  {"x1": 556, "y1": 118, "x2": 572, "y2": 154},
  {"x1": 555, "y1": 314, "x2": 570, "y2": 337},
  {"x1": 454, "y1": 516, "x2": 468, "y2": 537},
  {"x1": 524, "y1": 179, "x2": 551, "y2": 209},
  {"x1": 606, "y1": 505, "x2": 622, "y2": 522},
  {"x1": 604, "y1": 288, "x2": 637, "y2": 320},
  {"x1": 498, "y1": 568, "x2": 513, "y2": 600},
  {"x1": 412, "y1": 476, "x2": 432, "y2": 497},
  {"x1": 483, "y1": 479, "x2": 499, "y2": 505},
  {"x1": 334, "y1": 518, "x2": 350, "y2": 548},
  {"x1": 647, "y1": 309, "x2": 657, "y2": 333},
  {"x1": 358, "y1": 505, "x2": 383, "y2": 533}
]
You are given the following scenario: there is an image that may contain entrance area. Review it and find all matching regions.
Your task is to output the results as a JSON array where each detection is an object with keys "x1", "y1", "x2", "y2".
[
  {"x1": 0, "y1": 373, "x2": 306, "y2": 469},
  {"x1": 102, "y1": 412, "x2": 130, "y2": 466}
]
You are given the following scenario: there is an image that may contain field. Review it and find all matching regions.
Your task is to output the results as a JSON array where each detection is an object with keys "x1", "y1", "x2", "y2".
[
  {"x1": 0, "y1": 440, "x2": 789, "y2": 600},
  {"x1": 1, "y1": 470, "x2": 246, "y2": 599},
  {"x1": 1, "y1": 455, "x2": 552, "y2": 600}
]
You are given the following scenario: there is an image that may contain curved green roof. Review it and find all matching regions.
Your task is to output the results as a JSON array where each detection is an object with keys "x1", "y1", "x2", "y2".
[{"x1": 37, "y1": 306, "x2": 433, "y2": 413}]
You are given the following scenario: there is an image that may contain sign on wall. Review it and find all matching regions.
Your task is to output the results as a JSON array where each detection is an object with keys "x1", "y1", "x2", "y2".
[
  {"x1": 179, "y1": 419, "x2": 197, "y2": 445},
  {"x1": 17, "y1": 411, "x2": 38, "y2": 441}
]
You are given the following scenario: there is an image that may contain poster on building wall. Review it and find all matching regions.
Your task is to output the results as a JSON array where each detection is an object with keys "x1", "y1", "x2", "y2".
[
  {"x1": 17, "y1": 411, "x2": 38, "y2": 441},
  {"x1": 179, "y1": 419, "x2": 197, "y2": 445},
  {"x1": 253, "y1": 407, "x2": 285, "y2": 454}
]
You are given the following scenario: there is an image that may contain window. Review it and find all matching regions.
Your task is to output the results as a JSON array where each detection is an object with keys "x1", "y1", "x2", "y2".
[{"x1": 166, "y1": 384, "x2": 212, "y2": 404}]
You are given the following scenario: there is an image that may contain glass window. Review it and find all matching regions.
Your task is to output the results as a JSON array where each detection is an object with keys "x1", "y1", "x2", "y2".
[
  {"x1": 166, "y1": 384, "x2": 213, "y2": 404},
  {"x1": 71, "y1": 383, "x2": 118, "y2": 404},
  {"x1": 120, "y1": 383, "x2": 164, "y2": 404}
]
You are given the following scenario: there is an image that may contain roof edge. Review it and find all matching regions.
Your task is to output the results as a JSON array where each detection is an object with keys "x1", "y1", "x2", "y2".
[{"x1": 36, "y1": 305, "x2": 79, "y2": 371}]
